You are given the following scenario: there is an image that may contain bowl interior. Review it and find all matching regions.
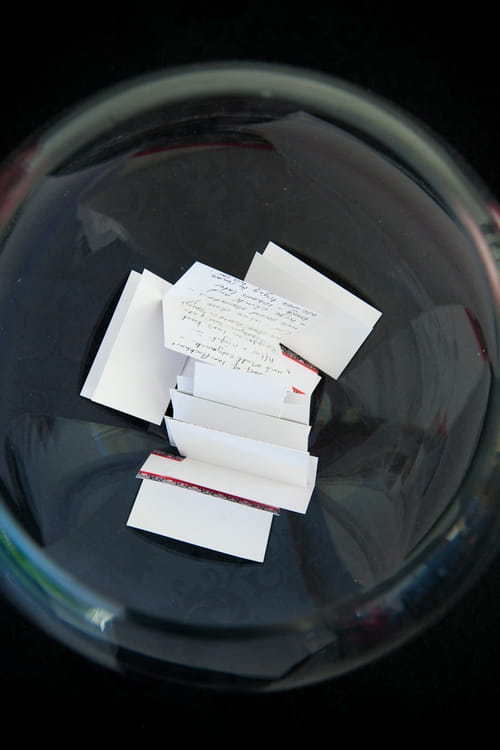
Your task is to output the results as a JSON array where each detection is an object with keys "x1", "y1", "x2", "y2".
[{"x1": 0, "y1": 71, "x2": 497, "y2": 685}]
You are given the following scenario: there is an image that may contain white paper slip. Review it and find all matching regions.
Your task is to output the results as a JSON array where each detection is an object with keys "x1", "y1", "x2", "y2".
[
  {"x1": 162, "y1": 261, "x2": 320, "y2": 377},
  {"x1": 81, "y1": 269, "x2": 187, "y2": 424},
  {"x1": 263, "y1": 242, "x2": 382, "y2": 327},
  {"x1": 170, "y1": 389, "x2": 311, "y2": 450},
  {"x1": 138, "y1": 451, "x2": 318, "y2": 514},
  {"x1": 185, "y1": 358, "x2": 318, "y2": 407},
  {"x1": 245, "y1": 249, "x2": 381, "y2": 379},
  {"x1": 165, "y1": 418, "x2": 311, "y2": 487},
  {"x1": 192, "y1": 361, "x2": 289, "y2": 417},
  {"x1": 127, "y1": 479, "x2": 273, "y2": 562}
]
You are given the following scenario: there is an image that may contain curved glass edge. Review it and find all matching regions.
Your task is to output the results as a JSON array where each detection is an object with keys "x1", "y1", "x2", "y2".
[
  {"x1": 0, "y1": 62, "x2": 499, "y2": 685},
  {"x1": 2, "y1": 62, "x2": 497, "y2": 229},
  {"x1": 0, "y1": 506, "x2": 122, "y2": 637}
]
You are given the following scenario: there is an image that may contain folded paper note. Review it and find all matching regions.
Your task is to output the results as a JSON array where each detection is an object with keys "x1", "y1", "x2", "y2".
[
  {"x1": 80, "y1": 269, "x2": 187, "y2": 424},
  {"x1": 175, "y1": 369, "x2": 311, "y2": 425},
  {"x1": 162, "y1": 261, "x2": 320, "y2": 377},
  {"x1": 170, "y1": 389, "x2": 311, "y2": 451},
  {"x1": 245, "y1": 242, "x2": 382, "y2": 379},
  {"x1": 137, "y1": 451, "x2": 317, "y2": 514},
  {"x1": 127, "y1": 478, "x2": 273, "y2": 562},
  {"x1": 180, "y1": 351, "x2": 321, "y2": 398},
  {"x1": 165, "y1": 418, "x2": 312, "y2": 487},
  {"x1": 192, "y1": 360, "x2": 289, "y2": 417}
]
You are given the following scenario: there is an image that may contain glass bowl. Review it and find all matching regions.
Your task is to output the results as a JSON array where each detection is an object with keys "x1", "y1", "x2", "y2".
[{"x1": 0, "y1": 62, "x2": 498, "y2": 691}]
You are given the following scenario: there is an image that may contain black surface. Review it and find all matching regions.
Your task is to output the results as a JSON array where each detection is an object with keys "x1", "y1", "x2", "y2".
[{"x1": 1, "y1": 3, "x2": 499, "y2": 736}]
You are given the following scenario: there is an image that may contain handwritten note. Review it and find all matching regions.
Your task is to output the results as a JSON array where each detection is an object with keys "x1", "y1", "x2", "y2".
[
  {"x1": 245, "y1": 243, "x2": 382, "y2": 379},
  {"x1": 162, "y1": 262, "x2": 320, "y2": 376}
]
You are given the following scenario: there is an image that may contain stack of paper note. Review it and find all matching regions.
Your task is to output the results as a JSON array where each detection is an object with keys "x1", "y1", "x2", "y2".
[
  {"x1": 80, "y1": 242, "x2": 381, "y2": 561},
  {"x1": 129, "y1": 363, "x2": 319, "y2": 562}
]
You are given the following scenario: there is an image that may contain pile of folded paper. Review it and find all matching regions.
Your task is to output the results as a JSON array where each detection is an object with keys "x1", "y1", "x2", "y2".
[{"x1": 81, "y1": 241, "x2": 381, "y2": 561}]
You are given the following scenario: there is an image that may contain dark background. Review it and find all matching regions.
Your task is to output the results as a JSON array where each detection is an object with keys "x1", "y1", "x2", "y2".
[{"x1": 1, "y1": 3, "x2": 499, "y2": 738}]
